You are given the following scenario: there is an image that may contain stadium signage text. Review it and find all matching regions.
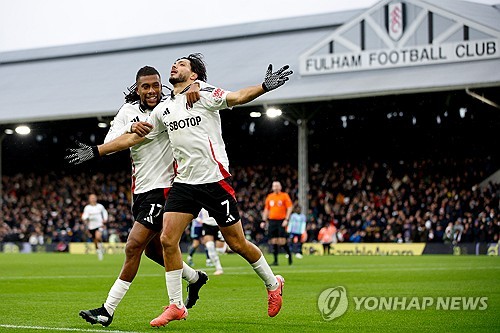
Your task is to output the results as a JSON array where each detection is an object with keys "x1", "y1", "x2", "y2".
[
  {"x1": 301, "y1": 39, "x2": 499, "y2": 75},
  {"x1": 303, "y1": 243, "x2": 426, "y2": 256},
  {"x1": 69, "y1": 242, "x2": 126, "y2": 254}
]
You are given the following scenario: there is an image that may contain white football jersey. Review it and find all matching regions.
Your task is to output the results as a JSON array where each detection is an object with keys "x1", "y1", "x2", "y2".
[
  {"x1": 146, "y1": 82, "x2": 232, "y2": 184},
  {"x1": 105, "y1": 101, "x2": 175, "y2": 194},
  {"x1": 82, "y1": 203, "x2": 108, "y2": 230}
]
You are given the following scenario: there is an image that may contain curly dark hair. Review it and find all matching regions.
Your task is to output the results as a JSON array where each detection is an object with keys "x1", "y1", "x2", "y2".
[{"x1": 176, "y1": 53, "x2": 207, "y2": 82}]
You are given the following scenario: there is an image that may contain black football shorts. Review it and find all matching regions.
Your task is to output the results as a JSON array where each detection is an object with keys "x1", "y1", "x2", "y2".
[{"x1": 165, "y1": 180, "x2": 240, "y2": 227}]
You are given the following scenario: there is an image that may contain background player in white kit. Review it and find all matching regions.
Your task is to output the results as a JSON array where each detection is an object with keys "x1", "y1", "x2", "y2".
[
  {"x1": 67, "y1": 66, "x2": 207, "y2": 328},
  {"x1": 82, "y1": 193, "x2": 108, "y2": 261},
  {"x1": 200, "y1": 208, "x2": 226, "y2": 275}
]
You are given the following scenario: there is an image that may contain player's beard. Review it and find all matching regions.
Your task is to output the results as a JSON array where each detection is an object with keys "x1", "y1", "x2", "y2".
[{"x1": 169, "y1": 73, "x2": 189, "y2": 85}]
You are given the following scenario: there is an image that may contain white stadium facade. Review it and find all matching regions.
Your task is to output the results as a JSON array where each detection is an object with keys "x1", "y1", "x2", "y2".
[{"x1": 0, "y1": 0, "x2": 499, "y2": 211}]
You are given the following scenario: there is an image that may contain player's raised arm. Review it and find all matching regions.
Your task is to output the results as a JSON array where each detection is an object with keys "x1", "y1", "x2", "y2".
[
  {"x1": 99, "y1": 132, "x2": 147, "y2": 155},
  {"x1": 65, "y1": 133, "x2": 147, "y2": 165},
  {"x1": 226, "y1": 64, "x2": 293, "y2": 107}
]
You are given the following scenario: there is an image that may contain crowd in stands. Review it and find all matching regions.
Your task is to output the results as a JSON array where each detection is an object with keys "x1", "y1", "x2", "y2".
[
  {"x1": 0, "y1": 171, "x2": 133, "y2": 249},
  {"x1": 1, "y1": 157, "x2": 499, "y2": 250},
  {"x1": 235, "y1": 158, "x2": 499, "y2": 246}
]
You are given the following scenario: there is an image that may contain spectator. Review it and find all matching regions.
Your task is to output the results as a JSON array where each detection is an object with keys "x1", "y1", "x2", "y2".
[{"x1": 318, "y1": 221, "x2": 337, "y2": 254}]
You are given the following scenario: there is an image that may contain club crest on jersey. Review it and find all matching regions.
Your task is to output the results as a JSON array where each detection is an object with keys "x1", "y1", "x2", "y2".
[{"x1": 212, "y1": 88, "x2": 225, "y2": 102}]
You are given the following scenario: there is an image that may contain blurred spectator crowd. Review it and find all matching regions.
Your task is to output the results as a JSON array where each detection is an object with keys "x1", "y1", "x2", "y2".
[
  {"x1": 236, "y1": 158, "x2": 499, "y2": 246},
  {"x1": 0, "y1": 171, "x2": 132, "y2": 249},
  {"x1": 1, "y1": 157, "x2": 499, "y2": 249}
]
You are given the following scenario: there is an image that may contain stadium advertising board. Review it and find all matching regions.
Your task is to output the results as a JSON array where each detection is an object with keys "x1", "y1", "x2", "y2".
[
  {"x1": 423, "y1": 242, "x2": 491, "y2": 255},
  {"x1": 69, "y1": 242, "x2": 126, "y2": 254},
  {"x1": 303, "y1": 243, "x2": 497, "y2": 256},
  {"x1": 300, "y1": 0, "x2": 500, "y2": 75},
  {"x1": 487, "y1": 242, "x2": 500, "y2": 256},
  {"x1": 303, "y1": 243, "x2": 426, "y2": 256}
]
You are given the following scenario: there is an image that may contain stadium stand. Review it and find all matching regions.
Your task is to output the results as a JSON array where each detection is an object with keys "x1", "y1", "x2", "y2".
[{"x1": 1, "y1": 157, "x2": 498, "y2": 252}]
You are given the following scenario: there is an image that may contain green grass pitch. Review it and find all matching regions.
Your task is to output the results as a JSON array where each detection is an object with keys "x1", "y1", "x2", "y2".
[{"x1": 0, "y1": 252, "x2": 499, "y2": 333}]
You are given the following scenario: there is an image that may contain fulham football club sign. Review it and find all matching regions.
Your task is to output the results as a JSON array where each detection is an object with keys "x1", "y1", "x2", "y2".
[{"x1": 299, "y1": 0, "x2": 500, "y2": 75}]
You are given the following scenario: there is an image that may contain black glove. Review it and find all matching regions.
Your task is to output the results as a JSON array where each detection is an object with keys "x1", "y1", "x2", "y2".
[
  {"x1": 65, "y1": 141, "x2": 100, "y2": 165},
  {"x1": 262, "y1": 64, "x2": 293, "y2": 92}
]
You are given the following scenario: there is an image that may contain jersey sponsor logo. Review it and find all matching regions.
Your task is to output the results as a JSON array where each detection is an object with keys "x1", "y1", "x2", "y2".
[{"x1": 166, "y1": 116, "x2": 202, "y2": 131}]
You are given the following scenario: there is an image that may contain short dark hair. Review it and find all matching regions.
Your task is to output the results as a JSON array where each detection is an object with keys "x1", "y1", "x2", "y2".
[
  {"x1": 178, "y1": 53, "x2": 207, "y2": 82},
  {"x1": 124, "y1": 66, "x2": 161, "y2": 103},
  {"x1": 136, "y1": 66, "x2": 161, "y2": 82}
]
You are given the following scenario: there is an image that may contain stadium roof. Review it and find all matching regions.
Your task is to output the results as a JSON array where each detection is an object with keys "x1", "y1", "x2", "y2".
[{"x1": 0, "y1": 0, "x2": 499, "y2": 124}]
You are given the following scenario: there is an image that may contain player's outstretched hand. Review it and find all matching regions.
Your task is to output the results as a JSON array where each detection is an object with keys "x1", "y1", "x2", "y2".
[
  {"x1": 65, "y1": 141, "x2": 100, "y2": 165},
  {"x1": 262, "y1": 64, "x2": 293, "y2": 92}
]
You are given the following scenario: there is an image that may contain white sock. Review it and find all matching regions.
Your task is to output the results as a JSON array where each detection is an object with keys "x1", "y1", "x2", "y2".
[
  {"x1": 166, "y1": 269, "x2": 184, "y2": 308},
  {"x1": 97, "y1": 244, "x2": 103, "y2": 260},
  {"x1": 206, "y1": 241, "x2": 222, "y2": 271},
  {"x1": 216, "y1": 243, "x2": 227, "y2": 254},
  {"x1": 104, "y1": 279, "x2": 131, "y2": 315},
  {"x1": 182, "y1": 261, "x2": 199, "y2": 284},
  {"x1": 251, "y1": 255, "x2": 279, "y2": 290}
]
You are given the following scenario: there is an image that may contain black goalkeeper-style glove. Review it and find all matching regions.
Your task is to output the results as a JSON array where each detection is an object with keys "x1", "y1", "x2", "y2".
[
  {"x1": 65, "y1": 141, "x2": 100, "y2": 165},
  {"x1": 262, "y1": 64, "x2": 293, "y2": 92}
]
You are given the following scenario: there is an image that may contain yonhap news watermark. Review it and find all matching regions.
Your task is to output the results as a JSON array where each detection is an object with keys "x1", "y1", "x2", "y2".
[{"x1": 318, "y1": 286, "x2": 488, "y2": 321}]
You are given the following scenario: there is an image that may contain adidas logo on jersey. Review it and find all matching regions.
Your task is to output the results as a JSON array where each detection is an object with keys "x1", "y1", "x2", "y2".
[{"x1": 226, "y1": 214, "x2": 236, "y2": 224}]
